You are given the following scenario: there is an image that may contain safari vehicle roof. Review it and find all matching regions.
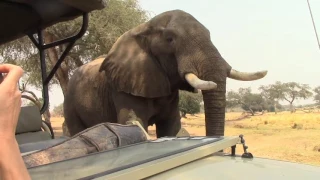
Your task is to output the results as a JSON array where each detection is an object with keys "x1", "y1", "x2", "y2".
[
  {"x1": 0, "y1": 0, "x2": 107, "y2": 114},
  {"x1": 24, "y1": 136, "x2": 320, "y2": 180},
  {"x1": 0, "y1": 0, "x2": 106, "y2": 45}
]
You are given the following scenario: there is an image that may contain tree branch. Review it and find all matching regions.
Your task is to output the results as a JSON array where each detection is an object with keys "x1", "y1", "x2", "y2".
[
  {"x1": 283, "y1": 96, "x2": 291, "y2": 103},
  {"x1": 290, "y1": 95, "x2": 296, "y2": 104},
  {"x1": 21, "y1": 90, "x2": 39, "y2": 102},
  {"x1": 21, "y1": 95, "x2": 41, "y2": 109}
]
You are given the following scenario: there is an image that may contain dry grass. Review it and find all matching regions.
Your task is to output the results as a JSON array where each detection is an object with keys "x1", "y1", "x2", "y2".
[{"x1": 51, "y1": 111, "x2": 320, "y2": 166}]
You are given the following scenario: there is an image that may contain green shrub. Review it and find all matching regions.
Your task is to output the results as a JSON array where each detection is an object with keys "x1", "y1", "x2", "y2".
[{"x1": 179, "y1": 91, "x2": 202, "y2": 117}]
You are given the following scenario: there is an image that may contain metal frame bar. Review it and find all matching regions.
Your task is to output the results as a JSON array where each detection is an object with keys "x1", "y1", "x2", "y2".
[
  {"x1": 27, "y1": 13, "x2": 88, "y2": 114},
  {"x1": 231, "y1": 145, "x2": 236, "y2": 156}
]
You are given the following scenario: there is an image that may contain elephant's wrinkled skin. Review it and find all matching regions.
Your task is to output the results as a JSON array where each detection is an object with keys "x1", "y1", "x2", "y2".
[{"x1": 64, "y1": 10, "x2": 267, "y2": 137}]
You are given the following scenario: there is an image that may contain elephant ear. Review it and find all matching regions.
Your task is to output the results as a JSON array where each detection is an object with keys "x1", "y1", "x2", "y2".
[{"x1": 99, "y1": 23, "x2": 171, "y2": 98}]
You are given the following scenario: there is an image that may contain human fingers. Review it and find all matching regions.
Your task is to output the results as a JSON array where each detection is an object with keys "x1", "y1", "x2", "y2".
[{"x1": 0, "y1": 64, "x2": 23, "y2": 87}]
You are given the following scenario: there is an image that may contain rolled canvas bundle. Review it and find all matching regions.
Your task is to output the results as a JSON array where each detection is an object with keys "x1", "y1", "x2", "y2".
[{"x1": 22, "y1": 122, "x2": 148, "y2": 168}]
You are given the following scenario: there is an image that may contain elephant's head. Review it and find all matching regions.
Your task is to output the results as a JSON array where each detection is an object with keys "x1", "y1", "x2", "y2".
[{"x1": 99, "y1": 10, "x2": 267, "y2": 136}]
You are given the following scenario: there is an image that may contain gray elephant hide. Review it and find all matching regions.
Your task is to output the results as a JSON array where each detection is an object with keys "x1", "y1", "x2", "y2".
[{"x1": 22, "y1": 123, "x2": 148, "y2": 168}]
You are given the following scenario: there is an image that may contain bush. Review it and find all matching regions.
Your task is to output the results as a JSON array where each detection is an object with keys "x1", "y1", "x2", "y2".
[
  {"x1": 292, "y1": 123, "x2": 303, "y2": 129},
  {"x1": 313, "y1": 145, "x2": 320, "y2": 152},
  {"x1": 179, "y1": 91, "x2": 202, "y2": 117},
  {"x1": 52, "y1": 103, "x2": 64, "y2": 117}
]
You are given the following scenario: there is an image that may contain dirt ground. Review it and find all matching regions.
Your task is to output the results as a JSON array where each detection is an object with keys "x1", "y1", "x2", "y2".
[{"x1": 50, "y1": 111, "x2": 320, "y2": 166}]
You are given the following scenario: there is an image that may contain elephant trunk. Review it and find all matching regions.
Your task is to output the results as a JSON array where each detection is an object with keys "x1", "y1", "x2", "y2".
[
  {"x1": 177, "y1": 40, "x2": 230, "y2": 136},
  {"x1": 201, "y1": 74, "x2": 227, "y2": 137}
]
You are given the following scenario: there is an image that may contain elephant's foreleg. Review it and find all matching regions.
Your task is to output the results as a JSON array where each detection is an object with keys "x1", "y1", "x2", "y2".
[
  {"x1": 112, "y1": 91, "x2": 154, "y2": 132},
  {"x1": 64, "y1": 111, "x2": 87, "y2": 136},
  {"x1": 117, "y1": 108, "x2": 149, "y2": 131},
  {"x1": 155, "y1": 93, "x2": 181, "y2": 138},
  {"x1": 155, "y1": 110, "x2": 181, "y2": 138}
]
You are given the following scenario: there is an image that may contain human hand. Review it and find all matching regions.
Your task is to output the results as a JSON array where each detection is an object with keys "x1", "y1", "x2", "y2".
[{"x1": 0, "y1": 64, "x2": 24, "y2": 140}]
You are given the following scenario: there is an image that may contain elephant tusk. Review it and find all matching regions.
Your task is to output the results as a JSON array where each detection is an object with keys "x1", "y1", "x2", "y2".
[
  {"x1": 228, "y1": 69, "x2": 268, "y2": 81},
  {"x1": 185, "y1": 73, "x2": 217, "y2": 90}
]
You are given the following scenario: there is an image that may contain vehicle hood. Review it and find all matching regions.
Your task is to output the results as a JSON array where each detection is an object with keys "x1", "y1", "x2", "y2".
[{"x1": 147, "y1": 155, "x2": 320, "y2": 180}]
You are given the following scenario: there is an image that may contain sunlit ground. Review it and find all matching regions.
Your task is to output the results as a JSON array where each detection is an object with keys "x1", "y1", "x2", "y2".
[{"x1": 51, "y1": 111, "x2": 320, "y2": 166}]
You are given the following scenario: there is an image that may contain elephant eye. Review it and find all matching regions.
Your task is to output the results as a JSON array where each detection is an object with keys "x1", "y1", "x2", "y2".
[
  {"x1": 166, "y1": 37, "x2": 173, "y2": 43},
  {"x1": 163, "y1": 28, "x2": 176, "y2": 44}
]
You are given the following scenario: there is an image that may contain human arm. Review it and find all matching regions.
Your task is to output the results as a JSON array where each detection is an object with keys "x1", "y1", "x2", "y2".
[
  {"x1": 0, "y1": 138, "x2": 31, "y2": 180},
  {"x1": 0, "y1": 64, "x2": 31, "y2": 180}
]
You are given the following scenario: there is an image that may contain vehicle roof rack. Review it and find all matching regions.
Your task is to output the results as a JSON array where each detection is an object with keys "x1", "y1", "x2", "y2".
[
  {"x1": 0, "y1": 0, "x2": 107, "y2": 114},
  {"x1": 27, "y1": 13, "x2": 88, "y2": 113}
]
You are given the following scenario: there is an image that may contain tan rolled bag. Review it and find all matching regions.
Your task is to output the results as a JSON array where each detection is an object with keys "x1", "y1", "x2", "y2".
[{"x1": 22, "y1": 121, "x2": 149, "y2": 168}]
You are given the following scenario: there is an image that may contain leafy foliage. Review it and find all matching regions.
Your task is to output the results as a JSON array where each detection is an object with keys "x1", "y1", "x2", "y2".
[
  {"x1": 179, "y1": 91, "x2": 202, "y2": 117},
  {"x1": 259, "y1": 81, "x2": 313, "y2": 113},
  {"x1": 259, "y1": 83, "x2": 282, "y2": 101},
  {"x1": 227, "y1": 87, "x2": 267, "y2": 115},
  {"x1": 52, "y1": 103, "x2": 64, "y2": 117},
  {"x1": 264, "y1": 99, "x2": 283, "y2": 112},
  {"x1": 281, "y1": 82, "x2": 313, "y2": 103},
  {"x1": 314, "y1": 86, "x2": 320, "y2": 105},
  {"x1": 259, "y1": 83, "x2": 283, "y2": 114}
]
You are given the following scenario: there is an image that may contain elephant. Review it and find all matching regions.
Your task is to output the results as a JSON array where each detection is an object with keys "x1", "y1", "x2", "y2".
[{"x1": 63, "y1": 9, "x2": 267, "y2": 137}]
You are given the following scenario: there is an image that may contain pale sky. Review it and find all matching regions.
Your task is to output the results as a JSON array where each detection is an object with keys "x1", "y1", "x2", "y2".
[{"x1": 35, "y1": 0, "x2": 320, "y2": 110}]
